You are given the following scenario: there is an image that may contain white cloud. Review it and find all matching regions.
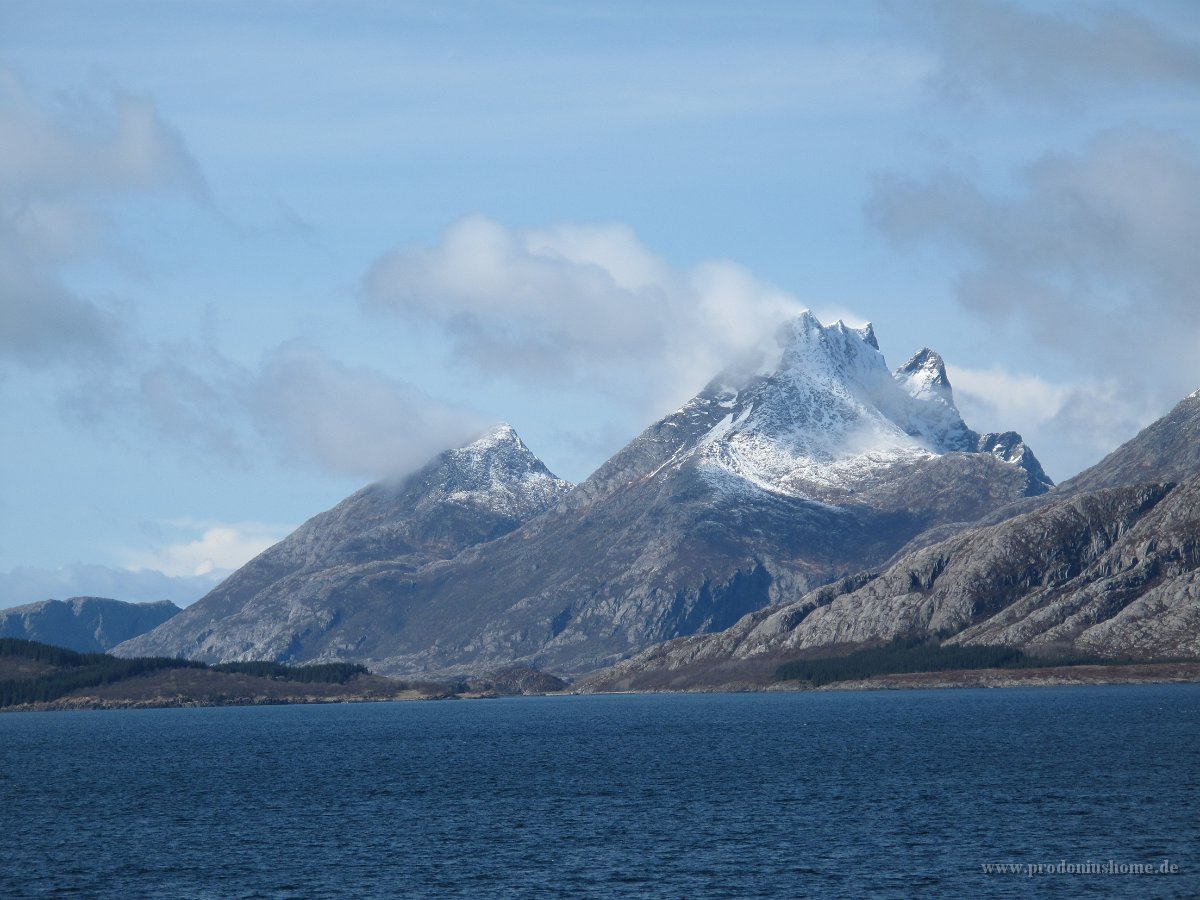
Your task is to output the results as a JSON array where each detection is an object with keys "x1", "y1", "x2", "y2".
[
  {"x1": 947, "y1": 363, "x2": 1151, "y2": 481},
  {"x1": 0, "y1": 71, "x2": 482, "y2": 483},
  {"x1": 249, "y1": 343, "x2": 486, "y2": 478},
  {"x1": 363, "y1": 215, "x2": 807, "y2": 410},
  {"x1": 0, "y1": 68, "x2": 206, "y2": 370},
  {"x1": 0, "y1": 69, "x2": 206, "y2": 197},
  {"x1": 63, "y1": 338, "x2": 486, "y2": 480},
  {"x1": 0, "y1": 563, "x2": 224, "y2": 609},
  {"x1": 119, "y1": 520, "x2": 290, "y2": 578},
  {"x1": 948, "y1": 365, "x2": 1074, "y2": 425},
  {"x1": 0, "y1": 247, "x2": 123, "y2": 366}
]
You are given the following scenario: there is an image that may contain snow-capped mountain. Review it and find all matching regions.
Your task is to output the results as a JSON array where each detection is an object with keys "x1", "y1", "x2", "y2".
[
  {"x1": 625, "y1": 311, "x2": 1049, "y2": 502},
  {"x1": 118, "y1": 313, "x2": 1052, "y2": 676},
  {"x1": 115, "y1": 423, "x2": 573, "y2": 662},
  {"x1": 431, "y1": 424, "x2": 573, "y2": 519},
  {"x1": 585, "y1": 389, "x2": 1200, "y2": 692}
]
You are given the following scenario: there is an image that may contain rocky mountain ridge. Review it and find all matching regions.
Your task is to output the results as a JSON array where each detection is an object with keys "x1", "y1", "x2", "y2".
[
  {"x1": 583, "y1": 391, "x2": 1200, "y2": 691},
  {"x1": 115, "y1": 425, "x2": 573, "y2": 663},
  {"x1": 117, "y1": 312, "x2": 1053, "y2": 677}
]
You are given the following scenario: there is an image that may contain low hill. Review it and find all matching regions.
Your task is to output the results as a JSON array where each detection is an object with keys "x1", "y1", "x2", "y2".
[
  {"x1": 0, "y1": 597, "x2": 181, "y2": 653},
  {"x1": 0, "y1": 638, "x2": 442, "y2": 711}
]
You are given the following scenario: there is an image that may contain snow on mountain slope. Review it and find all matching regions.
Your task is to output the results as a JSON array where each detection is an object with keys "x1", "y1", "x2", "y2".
[
  {"x1": 639, "y1": 311, "x2": 1049, "y2": 501},
  {"x1": 113, "y1": 423, "x2": 572, "y2": 663},
  {"x1": 436, "y1": 424, "x2": 573, "y2": 519},
  {"x1": 115, "y1": 312, "x2": 1053, "y2": 676}
]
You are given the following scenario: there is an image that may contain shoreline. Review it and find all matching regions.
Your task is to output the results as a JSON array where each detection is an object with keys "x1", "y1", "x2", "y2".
[
  {"x1": 9, "y1": 661, "x2": 1199, "y2": 712},
  {"x1": 575, "y1": 661, "x2": 1200, "y2": 696}
]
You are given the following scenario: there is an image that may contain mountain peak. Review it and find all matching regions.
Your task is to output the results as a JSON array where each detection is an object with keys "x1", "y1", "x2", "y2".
[
  {"x1": 854, "y1": 321, "x2": 879, "y2": 350},
  {"x1": 761, "y1": 312, "x2": 889, "y2": 387},
  {"x1": 462, "y1": 422, "x2": 523, "y2": 453},
  {"x1": 897, "y1": 348, "x2": 950, "y2": 389},
  {"x1": 598, "y1": 310, "x2": 1051, "y2": 503},
  {"x1": 773, "y1": 311, "x2": 872, "y2": 351},
  {"x1": 895, "y1": 347, "x2": 957, "y2": 420},
  {"x1": 439, "y1": 423, "x2": 573, "y2": 517}
]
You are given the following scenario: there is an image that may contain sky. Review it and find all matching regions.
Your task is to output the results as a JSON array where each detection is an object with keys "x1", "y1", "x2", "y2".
[{"x1": 2, "y1": 0, "x2": 1198, "y2": 608}]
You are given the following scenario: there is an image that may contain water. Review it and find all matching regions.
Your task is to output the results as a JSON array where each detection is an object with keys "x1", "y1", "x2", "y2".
[{"x1": 2, "y1": 686, "x2": 1198, "y2": 898}]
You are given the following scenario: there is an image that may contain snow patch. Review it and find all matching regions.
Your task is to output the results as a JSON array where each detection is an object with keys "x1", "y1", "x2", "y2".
[
  {"x1": 648, "y1": 310, "x2": 1032, "y2": 500},
  {"x1": 436, "y1": 423, "x2": 573, "y2": 517}
]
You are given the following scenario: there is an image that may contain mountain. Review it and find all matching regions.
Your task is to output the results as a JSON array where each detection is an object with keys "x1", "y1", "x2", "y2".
[
  {"x1": 0, "y1": 597, "x2": 181, "y2": 653},
  {"x1": 584, "y1": 391, "x2": 1200, "y2": 690},
  {"x1": 118, "y1": 312, "x2": 1049, "y2": 677},
  {"x1": 1054, "y1": 389, "x2": 1200, "y2": 495},
  {"x1": 116, "y1": 424, "x2": 574, "y2": 662}
]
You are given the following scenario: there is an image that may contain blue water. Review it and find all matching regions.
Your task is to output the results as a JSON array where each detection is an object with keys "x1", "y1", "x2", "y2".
[{"x1": 2, "y1": 686, "x2": 1198, "y2": 898}]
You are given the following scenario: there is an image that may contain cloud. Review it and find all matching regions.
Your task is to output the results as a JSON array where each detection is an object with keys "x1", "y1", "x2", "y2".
[
  {"x1": 0, "y1": 68, "x2": 207, "y2": 371},
  {"x1": 0, "y1": 563, "x2": 225, "y2": 610},
  {"x1": 868, "y1": 128, "x2": 1200, "y2": 437},
  {"x1": 249, "y1": 343, "x2": 486, "y2": 478},
  {"x1": 894, "y1": 0, "x2": 1200, "y2": 104},
  {"x1": 57, "y1": 339, "x2": 251, "y2": 464},
  {"x1": 363, "y1": 215, "x2": 805, "y2": 407},
  {"x1": 0, "y1": 71, "x2": 480, "y2": 483},
  {"x1": 63, "y1": 336, "x2": 485, "y2": 480},
  {"x1": 947, "y1": 364, "x2": 1146, "y2": 481},
  {"x1": 119, "y1": 519, "x2": 290, "y2": 578},
  {"x1": 0, "y1": 246, "x2": 124, "y2": 366},
  {"x1": 0, "y1": 69, "x2": 206, "y2": 198}
]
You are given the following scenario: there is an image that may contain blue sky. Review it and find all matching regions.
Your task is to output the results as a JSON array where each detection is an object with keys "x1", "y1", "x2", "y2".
[{"x1": 2, "y1": 0, "x2": 1199, "y2": 607}]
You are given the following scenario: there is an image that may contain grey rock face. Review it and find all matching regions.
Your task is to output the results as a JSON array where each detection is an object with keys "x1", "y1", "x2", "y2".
[
  {"x1": 0, "y1": 597, "x2": 181, "y2": 653},
  {"x1": 114, "y1": 424, "x2": 573, "y2": 663},
  {"x1": 1055, "y1": 392, "x2": 1200, "y2": 495},
  {"x1": 117, "y1": 314, "x2": 1050, "y2": 678},
  {"x1": 585, "y1": 393, "x2": 1200, "y2": 690}
]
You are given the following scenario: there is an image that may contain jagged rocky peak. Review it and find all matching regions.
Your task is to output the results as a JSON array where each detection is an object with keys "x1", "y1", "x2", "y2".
[
  {"x1": 431, "y1": 422, "x2": 574, "y2": 517},
  {"x1": 627, "y1": 310, "x2": 1052, "y2": 500},
  {"x1": 759, "y1": 311, "x2": 887, "y2": 387},
  {"x1": 896, "y1": 348, "x2": 952, "y2": 401},
  {"x1": 692, "y1": 313, "x2": 963, "y2": 483}
]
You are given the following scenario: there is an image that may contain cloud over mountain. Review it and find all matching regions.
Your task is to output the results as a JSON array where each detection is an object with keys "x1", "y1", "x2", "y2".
[
  {"x1": 249, "y1": 343, "x2": 486, "y2": 478},
  {"x1": 868, "y1": 127, "x2": 1200, "y2": 474},
  {"x1": 363, "y1": 215, "x2": 805, "y2": 407}
]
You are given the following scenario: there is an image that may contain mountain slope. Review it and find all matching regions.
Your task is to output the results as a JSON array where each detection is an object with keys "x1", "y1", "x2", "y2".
[
  {"x1": 331, "y1": 316, "x2": 1051, "y2": 675},
  {"x1": 115, "y1": 424, "x2": 573, "y2": 661},
  {"x1": 0, "y1": 597, "x2": 181, "y2": 653},
  {"x1": 120, "y1": 313, "x2": 1050, "y2": 677},
  {"x1": 1055, "y1": 389, "x2": 1200, "y2": 495},
  {"x1": 584, "y1": 391, "x2": 1200, "y2": 690}
]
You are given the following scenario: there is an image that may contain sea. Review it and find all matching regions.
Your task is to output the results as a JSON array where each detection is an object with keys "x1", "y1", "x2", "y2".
[{"x1": 2, "y1": 685, "x2": 1197, "y2": 898}]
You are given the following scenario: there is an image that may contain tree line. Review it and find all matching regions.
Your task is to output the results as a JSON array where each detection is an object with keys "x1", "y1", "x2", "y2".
[
  {"x1": 776, "y1": 636, "x2": 1123, "y2": 687},
  {"x1": 0, "y1": 638, "x2": 369, "y2": 707}
]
